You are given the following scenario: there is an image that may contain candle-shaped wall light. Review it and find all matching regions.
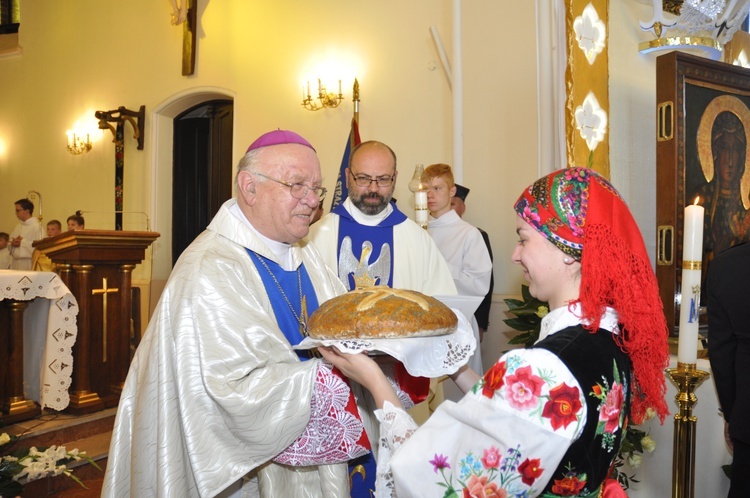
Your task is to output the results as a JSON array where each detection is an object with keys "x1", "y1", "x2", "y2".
[
  {"x1": 677, "y1": 197, "x2": 705, "y2": 364},
  {"x1": 65, "y1": 129, "x2": 92, "y2": 155},
  {"x1": 301, "y1": 78, "x2": 346, "y2": 111}
]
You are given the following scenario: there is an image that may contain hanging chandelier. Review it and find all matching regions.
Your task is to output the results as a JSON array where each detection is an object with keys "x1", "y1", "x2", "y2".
[{"x1": 639, "y1": 0, "x2": 750, "y2": 59}]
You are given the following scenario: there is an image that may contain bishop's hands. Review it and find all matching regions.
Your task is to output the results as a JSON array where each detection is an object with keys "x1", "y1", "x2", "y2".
[{"x1": 319, "y1": 346, "x2": 403, "y2": 410}]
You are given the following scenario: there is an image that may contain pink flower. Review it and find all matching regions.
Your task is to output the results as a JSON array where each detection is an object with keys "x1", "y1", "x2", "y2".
[
  {"x1": 429, "y1": 453, "x2": 450, "y2": 473},
  {"x1": 523, "y1": 205, "x2": 541, "y2": 224},
  {"x1": 462, "y1": 475, "x2": 507, "y2": 498},
  {"x1": 481, "y1": 446, "x2": 502, "y2": 470},
  {"x1": 599, "y1": 382, "x2": 624, "y2": 433},
  {"x1": 504, "y1": 366, "x2": 545, "y2": 410}
]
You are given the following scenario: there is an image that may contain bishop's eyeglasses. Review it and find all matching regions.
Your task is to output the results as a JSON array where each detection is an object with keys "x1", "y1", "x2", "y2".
[
  {"x1": 348, "y1": 170, "x2": 396, "y2": 188},
  {"x1": 254, "y1": 172, "x2": 327, "y2": 200}
]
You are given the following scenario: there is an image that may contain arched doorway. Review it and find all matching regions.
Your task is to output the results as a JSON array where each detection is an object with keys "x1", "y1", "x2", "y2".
[
  {"x1": 148, "y1": 87, "x2": 236, "y2": 314},
  {"x1": 172, "y1": 100, "x2": 234, "y2": 263}
]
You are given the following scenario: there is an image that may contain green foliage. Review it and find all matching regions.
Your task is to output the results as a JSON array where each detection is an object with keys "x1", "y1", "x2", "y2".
[{"x1": 503, "y1": 285, "x2": 547, "y2": 348}]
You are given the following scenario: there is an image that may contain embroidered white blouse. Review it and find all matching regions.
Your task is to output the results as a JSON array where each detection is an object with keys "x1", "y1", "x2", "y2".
[{"x1": 373, "y1": 303, "x2": 620, "y2": 497}]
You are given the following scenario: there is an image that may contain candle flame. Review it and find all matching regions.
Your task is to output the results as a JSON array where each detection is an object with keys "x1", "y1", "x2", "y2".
[{"x1": 692, "y1": 196, "x2": 701, "y2": 206}]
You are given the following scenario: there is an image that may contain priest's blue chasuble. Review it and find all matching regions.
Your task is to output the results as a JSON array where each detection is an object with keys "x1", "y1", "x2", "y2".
[{"x1": 333, "y1": 202, "x2": 407, "y2": 290}]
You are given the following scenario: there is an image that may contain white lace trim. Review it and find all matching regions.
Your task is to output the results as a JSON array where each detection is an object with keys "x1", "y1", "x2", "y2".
[
  {"x1": 273, "y1": 361, "x2": 369, "y2": 466},
  {"x1": 373, "y1": 401, "x2": 419, "y2": 498}
]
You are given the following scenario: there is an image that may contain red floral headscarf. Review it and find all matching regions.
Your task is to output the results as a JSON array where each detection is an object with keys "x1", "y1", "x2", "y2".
[{"x1": 514, "y1": 167, "x2": 670, "y2": 424}]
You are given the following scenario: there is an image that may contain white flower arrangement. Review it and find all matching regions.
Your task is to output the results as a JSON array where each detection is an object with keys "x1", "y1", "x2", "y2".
[{"x1": 0, "y1": 432, "x2": 99, "y2": 497}]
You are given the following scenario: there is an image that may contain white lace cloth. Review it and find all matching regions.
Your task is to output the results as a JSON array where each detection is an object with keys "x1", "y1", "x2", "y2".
[
  {"x1": 294, "y1": 309, "x2": 476, "y2": 377},
  {"x1": 0, "y1": 270, "x2": 78, "y2": 410}
]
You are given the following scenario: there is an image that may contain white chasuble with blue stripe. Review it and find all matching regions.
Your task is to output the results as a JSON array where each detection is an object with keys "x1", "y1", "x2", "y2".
[
  {"x1": 247, "y1": 250, "x2": 320, "y2": 361},
  {"x1": 332, "y1": 202, "x2": 407, "y2": 290}
]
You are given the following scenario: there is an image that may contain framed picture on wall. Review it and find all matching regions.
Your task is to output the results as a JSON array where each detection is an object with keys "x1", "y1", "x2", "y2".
[{"x1": 655, "y1": 51, "x2": 750, "y2": 335}]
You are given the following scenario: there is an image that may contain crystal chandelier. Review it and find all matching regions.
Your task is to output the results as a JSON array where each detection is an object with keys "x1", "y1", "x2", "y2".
[{"x1": 639, "y1": 0, "x2": 750, "y2": 59}]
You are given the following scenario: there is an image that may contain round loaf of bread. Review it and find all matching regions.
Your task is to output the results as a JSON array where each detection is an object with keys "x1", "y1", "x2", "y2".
[{"x1": 308, "y1": 287, "x2": 457, "y2": 339}]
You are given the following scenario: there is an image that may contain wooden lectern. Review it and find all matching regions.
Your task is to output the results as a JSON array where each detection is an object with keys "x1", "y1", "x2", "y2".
[{"x1": 34, "y1": 230, "x2": 159, "y2": 414}]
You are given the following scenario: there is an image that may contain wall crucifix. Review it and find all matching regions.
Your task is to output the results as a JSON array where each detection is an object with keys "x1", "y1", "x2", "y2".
[
  {"x1": 169, "y1": 0, "x2": 197, "y2": 75},
  {"x1": 95, "y1": 105, "x2": 145, "y2": 230}
]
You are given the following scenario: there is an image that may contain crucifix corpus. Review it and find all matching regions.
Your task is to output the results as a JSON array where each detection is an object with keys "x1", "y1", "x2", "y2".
[
  {"x1": 95, "y1": 105, "x2": 145, "y2": 230},
  {"x1": 169, "y1": 0, "x2": 197, "y2": 75}
]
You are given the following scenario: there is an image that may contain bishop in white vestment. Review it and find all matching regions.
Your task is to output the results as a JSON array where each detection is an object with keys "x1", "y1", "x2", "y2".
[{"x1": 103, "y1": 131, "x2": 375, "y2": 498}]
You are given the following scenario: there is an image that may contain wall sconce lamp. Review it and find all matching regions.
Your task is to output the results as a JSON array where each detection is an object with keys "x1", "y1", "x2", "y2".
[
  {"x1": 66, "y1": 130, "x2": 92, "y2": 155},
  {"x1": 94, "y1": 105, "x2": 146, "y2": 150},
  {"x1": 301, "y1": 79, "x2": 345, "y2": 111}
]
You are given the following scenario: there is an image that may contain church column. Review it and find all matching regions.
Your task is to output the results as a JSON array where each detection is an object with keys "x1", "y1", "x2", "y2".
[
  {"x1": 0, "y1": 300, "x2": 41, "y2": 424},
  {"x1": 114, "y1": 264, "x2": 135, "y2": 394},
  {"x1": 67, "y1": 264, "x2": 104, "y2": 413}
]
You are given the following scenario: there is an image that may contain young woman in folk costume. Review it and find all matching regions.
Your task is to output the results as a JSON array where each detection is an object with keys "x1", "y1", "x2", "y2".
[{"x1": 321, "y1": 167, "x2": 670, "y2": 498}]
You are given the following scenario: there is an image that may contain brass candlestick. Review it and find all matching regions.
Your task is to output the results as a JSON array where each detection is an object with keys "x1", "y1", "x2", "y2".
[{"x1": 666, "y1": 362, "x2": 710, "y2": 498}]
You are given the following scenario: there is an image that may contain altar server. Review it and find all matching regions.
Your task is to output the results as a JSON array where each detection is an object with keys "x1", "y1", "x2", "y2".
[
  {"x1": 0, "y1": 232, "x2": 11, "y2": 269},
  {"x1": 424, "y1": 164, "x2": 492, "y2": 378},
  {"x1": 9, "y1": 198, "x2": 43, "y2": 270},
  {"x1": 322, "y1": 167, "x2": 670, "y2": 498},
  {"x1": 451, "y1": 184, "x2": 495, "y2": 338}
]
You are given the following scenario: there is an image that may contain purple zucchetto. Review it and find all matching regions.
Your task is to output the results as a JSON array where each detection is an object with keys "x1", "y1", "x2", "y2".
[{"x1": 245, "y1": 129, "x2": 316, "y2": 153}]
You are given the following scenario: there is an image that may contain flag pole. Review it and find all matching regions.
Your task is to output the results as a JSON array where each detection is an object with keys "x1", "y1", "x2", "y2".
[
  {"x1": 330, "y1": 80, "x2": 362, "y2": 211},
  {"x1": 353, "y1": 78, "x2": 360, "y2": 125}
]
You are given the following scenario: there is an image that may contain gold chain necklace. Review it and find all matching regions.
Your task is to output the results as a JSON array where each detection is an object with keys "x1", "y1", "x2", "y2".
[{"x1": 255, "y1": 255, "x2": 308, "y2": 336}]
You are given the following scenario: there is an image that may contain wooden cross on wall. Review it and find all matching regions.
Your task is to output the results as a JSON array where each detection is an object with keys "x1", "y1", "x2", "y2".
[{"x1": 95, "y1": 106, "x2": 146, "y2": 230}]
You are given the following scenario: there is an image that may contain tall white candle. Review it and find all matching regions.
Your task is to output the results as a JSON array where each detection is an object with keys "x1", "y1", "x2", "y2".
[
  {"x1": 415, "y1": 191, "x2": 427, "y2": 209},
  {"x1": 414, "y1": 190, "x2": 428, "y2": 228},
  {"x1": 677, "y1": 201, "x2": 705, "y2": 364}
]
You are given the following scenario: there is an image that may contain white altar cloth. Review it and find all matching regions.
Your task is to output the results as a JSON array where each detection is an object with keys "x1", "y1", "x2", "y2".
[
  {"x1": 627, "y1": 356, "x2": 731, "y2": 497},
  {"x1": 0, "y1": 270, "x2": 78, "y2": 410}
]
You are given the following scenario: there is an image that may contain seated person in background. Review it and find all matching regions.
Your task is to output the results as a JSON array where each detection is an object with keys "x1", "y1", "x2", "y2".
[
  {"x1": 31, "y1": 219, "x2": 63, "y2": 271},
  {"x1": 66, "y1": 212, "x2": 85, "y2": 231},
  {"x1": 46, "y1": 219, "x2": 62, "y2": 238},
  {"x1": 423, "y1": 164, "x2": 492, "y2": 381},
  {"x1": 451, "y1": 184, "x2": 494, "y2": 339},
  {"x1": 0, "y1": 232, "x2": 11, "y2": 269},
  {"x1": 322, "y1": 167, "x2": 670, "y2": 497}
]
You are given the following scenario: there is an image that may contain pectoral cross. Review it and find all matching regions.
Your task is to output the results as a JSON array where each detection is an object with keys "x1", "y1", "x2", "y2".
[{"x1": 92, "y1": 278, "x2": 119, "y2": 362}]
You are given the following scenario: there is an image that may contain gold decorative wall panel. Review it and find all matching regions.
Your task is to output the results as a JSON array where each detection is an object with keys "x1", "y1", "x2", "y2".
[{"x1": 565, "y1": 0, "x2": 610, "y2": 178}]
